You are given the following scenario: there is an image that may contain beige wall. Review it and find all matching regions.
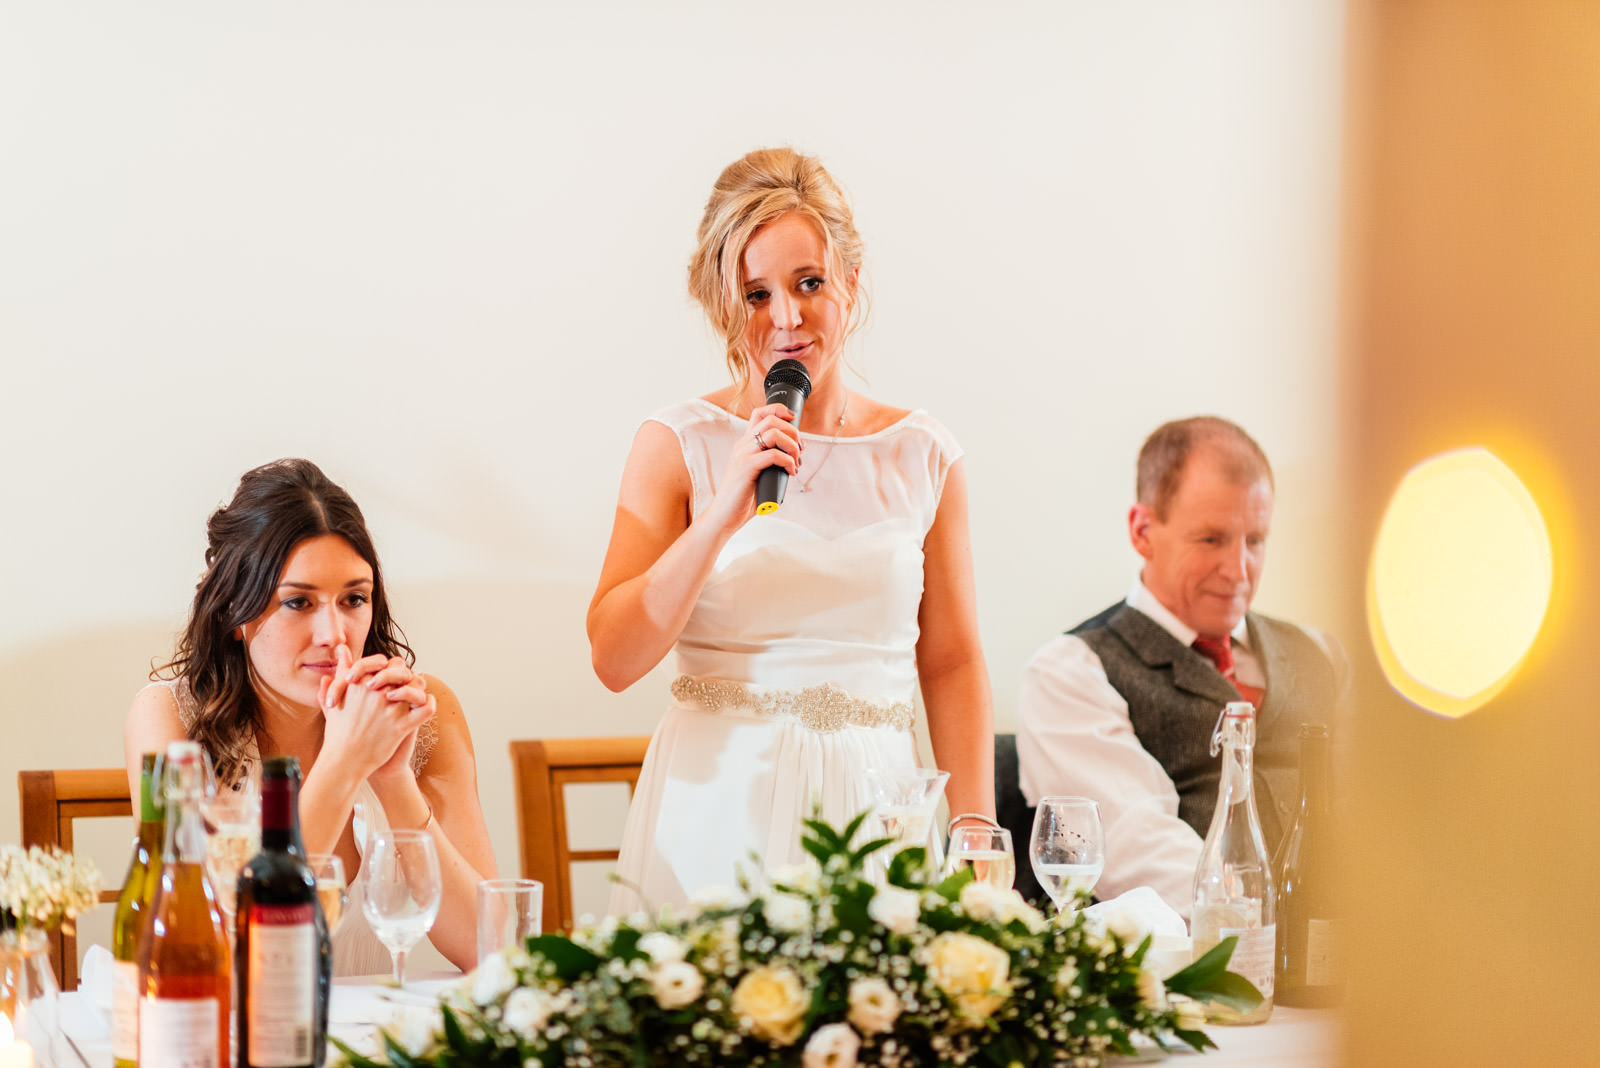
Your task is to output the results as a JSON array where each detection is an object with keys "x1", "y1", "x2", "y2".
[
  {"x1": 0, "y1": 1, "x2": 1346, "y2": 961},
  {"x1": 1342, "y1": 1, "x2": 1600, "y2": 1062}
]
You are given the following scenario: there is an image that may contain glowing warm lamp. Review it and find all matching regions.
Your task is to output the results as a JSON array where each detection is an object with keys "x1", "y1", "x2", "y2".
[
  {"x1": 1367, "y1": 447, "x2": 1553, "y2": 717},
  {"x1": 0, "y1": 1012, "x2": 34, "y2": 1068}
]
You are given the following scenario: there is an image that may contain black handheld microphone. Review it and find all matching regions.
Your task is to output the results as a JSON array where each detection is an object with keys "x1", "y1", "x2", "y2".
[{"x1": 755, "y1": 358, "x2": 812, "y2": 515}]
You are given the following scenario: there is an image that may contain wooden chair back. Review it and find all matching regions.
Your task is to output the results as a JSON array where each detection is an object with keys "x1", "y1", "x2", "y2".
[
  {"x1": 17, "y1": 768, "x2": 133, "y2": 990},
  {"x1": 509, "y1": 736, "x2": 650, "y2": 933}
]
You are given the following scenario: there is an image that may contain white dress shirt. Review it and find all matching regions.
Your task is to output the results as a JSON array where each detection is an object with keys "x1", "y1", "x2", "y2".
[{"x1": 1016, "y1": 578, "x2": 1260, "y2": 921}]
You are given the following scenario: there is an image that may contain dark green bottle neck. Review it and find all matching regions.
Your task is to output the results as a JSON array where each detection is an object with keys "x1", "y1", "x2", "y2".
[
  {"x1": 260, "y1": 775, "x2": 305, "y2": 855},
  {"x1": 1297, "y1": 734, "x2": 1332, "y2": 816},
  {"x1": 136, "y1": 757, "x2": 166, "y2": 850}
]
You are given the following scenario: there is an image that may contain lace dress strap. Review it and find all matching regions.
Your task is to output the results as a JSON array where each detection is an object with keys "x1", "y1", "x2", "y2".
[{"x1": 411, "y1": 717, "x2": 438, "y2": 774}]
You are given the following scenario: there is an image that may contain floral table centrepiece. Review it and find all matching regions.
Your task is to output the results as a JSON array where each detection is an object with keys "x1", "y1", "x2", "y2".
[
  {"x1": 333, "y1": 814, "x2": 1260, "y2": 1068},
  {"x1": 1, "y1": 844, "x2": 103, "y2": 1065}
]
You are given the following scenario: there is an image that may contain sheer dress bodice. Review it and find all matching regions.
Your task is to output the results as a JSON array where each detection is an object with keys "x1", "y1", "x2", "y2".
[{"x1": 609, "y1": 399, "x2": 961, "y2": 913}]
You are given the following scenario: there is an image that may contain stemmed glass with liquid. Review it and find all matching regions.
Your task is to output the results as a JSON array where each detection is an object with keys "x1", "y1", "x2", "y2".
[
  {"x1": 202, "y1": 764, "x2": 261, "y2": 938},
  {"x1": 362, "y1": 829, "x2": 441, "y2": 986},
  {"x1": 1029, "y1": 796, "x2": 1106, "y2": 912},
  {"x1": 306, "y1": 854, "x2": 348, "y2": 935},
  {"x1": 944, "y1": 826, "x2": 1015, "y2": 890}
]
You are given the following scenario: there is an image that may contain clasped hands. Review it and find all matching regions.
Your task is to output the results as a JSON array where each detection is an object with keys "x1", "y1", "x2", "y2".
[{"x1": 317, "y1": 643, "x2": 435, "y2": 783}]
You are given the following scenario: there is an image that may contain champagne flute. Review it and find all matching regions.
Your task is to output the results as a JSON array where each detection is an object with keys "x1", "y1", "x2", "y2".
[
  {"x1": 203, "y1": 766, "x2": 261, "y2": 935},
  {"x1": 944, "y1": 825, "x2": 1015, "y2": 890},
  {"x1": 1029, "y1": 796, "x2": 1105, "y2": 913},
  {"x1": 361, "y1": 829, "x2": 441, "y2": 987},
  {"x1": 306, "y1": 853, "x2": 348, "y2": 935}
]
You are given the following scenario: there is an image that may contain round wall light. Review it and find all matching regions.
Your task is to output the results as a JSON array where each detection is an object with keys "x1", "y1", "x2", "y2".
[{"x1": 1367, "y1": 447, "x2": 1552, "y2": 717}]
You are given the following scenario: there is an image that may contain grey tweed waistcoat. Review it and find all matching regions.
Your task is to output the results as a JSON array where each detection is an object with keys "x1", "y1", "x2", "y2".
[{"x1": 1070, "y1": 603, "x2": 1339, "y2": 853}]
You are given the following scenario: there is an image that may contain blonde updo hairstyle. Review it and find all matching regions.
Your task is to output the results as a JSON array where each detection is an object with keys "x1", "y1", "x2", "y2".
[{"x1": 687, "y1": 147, "x2": 868, "y2": 399}]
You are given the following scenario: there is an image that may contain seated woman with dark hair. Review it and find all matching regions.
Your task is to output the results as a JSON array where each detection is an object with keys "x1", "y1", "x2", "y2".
[{"x1": 124, "y1": 458, "x2": 496, "y2": 974}]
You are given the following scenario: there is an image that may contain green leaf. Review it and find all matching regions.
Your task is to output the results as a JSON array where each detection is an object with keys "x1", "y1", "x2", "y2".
[
  {"x1": 328, "y1": 1035, "x2": 386, "y2": 1068},
  {"x1": 840, "y1": 809, "x2": 871, "y2": 844},
  {"x1": 801, "y1": 818, "x2": 843, "y2": 850},
  {"x1": 1173, "y1": 1027, "x2": 1218, "y2": 1053},
  {"x1": 380, "y1": 1029, "x2": 420, "y2": 1068},
  {"x1": 934, "y1": 866, "x2": 974, "y2": 900},
  {"x1": 849, "y1": 835, "x2": 896, "y2": 865},
  {"x1": 1192, "y1": 971, "x2": 1264, "y2": 1014},
  {"x1": 886, "y1": 847, "x2": 927, "y2": 885},
  {"x1": 1164, "y1": 935, "x2": 1236, "y2": 993},
  {"x1": 610, "y1": 926, "x2": 643, "y2": 961},
  {"x1": 800, "y1": 836, "x2": 833, "y2": 866},
  {"x1": 525, "y1": 933, "x2": 604, "y2": 981},
  {"x1": 440, "y1": 1004, "x2": 470, "y2": 1049}
]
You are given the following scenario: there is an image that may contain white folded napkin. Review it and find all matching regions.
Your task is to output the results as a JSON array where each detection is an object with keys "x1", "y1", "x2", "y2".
[
  {"x1": 66, "y1": 944, "x2": 115, "y2": 1039},
  {"x1": 1078, "y1": 887, "x2": 1192, "y2": 977},
  {"x1": 1080, "y1": 886, "x2": 1189, "y2": 940},
  {"x1": 78, "y1": 945, "x2": 115, "y2": 1013}
]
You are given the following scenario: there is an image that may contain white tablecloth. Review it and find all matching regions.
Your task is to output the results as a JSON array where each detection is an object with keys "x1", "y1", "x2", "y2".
[{"x1": 53, "y1": 983, "x2": 1338, "y2": 1067}]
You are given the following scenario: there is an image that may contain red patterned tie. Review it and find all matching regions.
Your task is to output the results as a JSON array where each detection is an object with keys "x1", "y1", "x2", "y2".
[{"x1": 1193, "y1": 636, "x2": 1264, "y2": 708}]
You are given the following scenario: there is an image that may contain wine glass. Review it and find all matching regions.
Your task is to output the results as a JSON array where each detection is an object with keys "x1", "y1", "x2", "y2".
[
  {"x1": 361, "y1": 829, "x2": 441, "y2": 986},
  {"x1": 944, "y1": 825, "x2": 1015, "y2": 891},
  {"x1": 1029, "y1": 796, "x2": 1105, "y2": 913},
  {"x1": 306, "y1": 854, "x2": 348, "y2": 936},
  {"x1": 202, "y1": 767, "x2": 261, "y2": 935}
]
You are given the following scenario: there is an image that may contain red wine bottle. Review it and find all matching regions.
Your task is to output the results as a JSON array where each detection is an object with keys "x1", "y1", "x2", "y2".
[{"x1": 235, "y1": 756, "x2": 332, "y2": 1067}]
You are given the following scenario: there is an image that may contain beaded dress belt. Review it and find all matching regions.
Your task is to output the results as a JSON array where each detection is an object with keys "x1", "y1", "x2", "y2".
[{"x1": 670, "y1": 675, "x2": 915, "y2": 733}]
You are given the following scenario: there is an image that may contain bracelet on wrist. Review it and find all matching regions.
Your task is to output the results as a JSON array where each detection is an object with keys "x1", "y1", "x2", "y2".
[{"x1": 946, "y1": 812, "x2": 1002, "y2": 833}]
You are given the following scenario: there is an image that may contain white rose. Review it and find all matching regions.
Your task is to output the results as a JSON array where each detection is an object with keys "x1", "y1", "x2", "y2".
[
  {"x1": 1136, "y1": 968, "x2": 1167, "y2": 1011},
  {"x1": 652, "y1": 960, "x2": 705, "y2": 1010},
  {"x1": 1169, "y1": 993, "x2": 1207, "y2": 1032},
  {"x1": 385, "y1": 1004, "x2": 442, "y2": 1057},
  {"x1": 1102, "y1": 904, "x2": 1147, "y2": 947},
  {"x1": 765, "y1": 891, "x2": 812, "y2": 933},
  {"x1": 503, "y1": 988, "x2": 554, "y2": 1038},
  {"x1": 958, "y1": 880, "x2": 1008, "y2": 923},
  {"x1": 469, "y1": 951, "x2": 517, "y2": 1006},
  {"x1": 731, "y1": 965, "x2": 809, "y2": 1045},
  {"x1": 847, "y1": 976, "x2": 901, "y2": 1035},
  {"x1": 926, "y1": 932, "x2": 1012, "y2": 1024},
  {"x1": 867, "y1": 885, "x2": 921, "y2": 934},
  {"x1": 802, "y1": 1022, "x2": 861, "y2": 1068},
  {"x1": 638, "y1": 931, "x2": 687, "y2": 964},
  {"x1": 770, "y1": 860, "x2": 822, "y2": 894}
]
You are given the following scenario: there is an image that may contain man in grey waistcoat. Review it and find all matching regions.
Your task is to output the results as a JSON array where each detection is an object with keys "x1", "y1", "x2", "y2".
[{"x1": 1016, "y1": 416, "x2": 1345, "y2": 919}]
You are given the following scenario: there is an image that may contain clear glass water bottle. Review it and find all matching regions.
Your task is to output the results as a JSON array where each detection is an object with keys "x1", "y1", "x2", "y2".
[{"x1": 1191, "y1": 701, "x2": 1276, "y2": 1024}]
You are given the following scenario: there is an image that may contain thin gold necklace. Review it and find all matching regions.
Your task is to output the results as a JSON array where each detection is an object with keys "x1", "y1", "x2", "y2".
[{"x1": 796, "y1": 393, "x2": 849, "y2": 493}]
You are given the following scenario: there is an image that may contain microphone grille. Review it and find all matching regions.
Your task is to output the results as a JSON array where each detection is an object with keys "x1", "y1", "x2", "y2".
[{"x1": 763, "y1": 359, "x2": 812, "y2": 397}]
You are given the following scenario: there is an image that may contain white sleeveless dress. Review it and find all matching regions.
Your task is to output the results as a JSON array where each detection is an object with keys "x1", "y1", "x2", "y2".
[
  {"x1": 151, "y1": 679, "x2": 437, "y2": 976},
  {"x1": 609, "y1": 399, "x2": 962, "y2": 914}
]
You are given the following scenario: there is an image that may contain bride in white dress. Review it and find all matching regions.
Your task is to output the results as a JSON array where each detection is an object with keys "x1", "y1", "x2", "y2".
[
  {"x1": 590, "y1": 148, "x2": 997, "y2": 912},
  {"x1": 124, "y1": 459, "x2": 498, "y2": 973}
]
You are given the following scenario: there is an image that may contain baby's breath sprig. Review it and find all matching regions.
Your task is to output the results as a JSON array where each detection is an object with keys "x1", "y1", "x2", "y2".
[{"x1": 0, "y1": 844, "x2": 103, "y2": 934}]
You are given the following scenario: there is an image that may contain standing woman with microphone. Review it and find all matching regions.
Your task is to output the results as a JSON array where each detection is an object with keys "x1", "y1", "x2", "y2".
[{"x1": 590, "y1": 147, "x2": 994, "y2": 912}]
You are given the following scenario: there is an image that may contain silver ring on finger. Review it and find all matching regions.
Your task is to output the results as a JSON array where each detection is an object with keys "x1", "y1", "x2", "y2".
[{"x1": 755, "y1": 430, "x2": 767, "y2": 449}]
